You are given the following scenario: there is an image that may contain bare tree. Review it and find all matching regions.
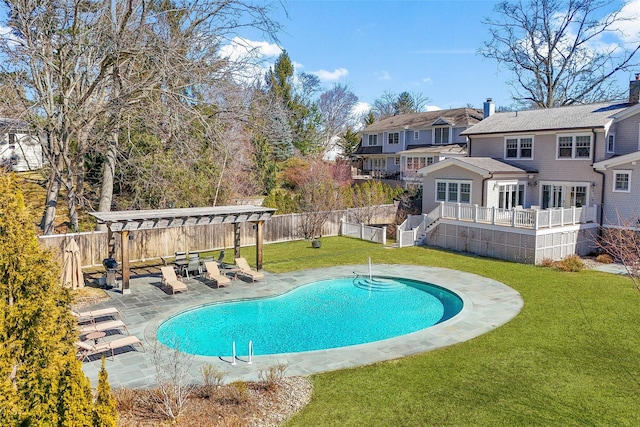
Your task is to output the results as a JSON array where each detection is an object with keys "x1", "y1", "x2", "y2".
[
  {"x1": 1, "y1": 0, "x2": 283, "y2": 233},
  {"x1": 148, "y1": 341, "x2": 196, "y2": 422},
  {"x1": 371, "y1": 90, "x2": 429, "y2": 120},
  {"x1": 318, "y1": 84, "x2": 359, "y2": 154},
  {"x1": 481, "y1": 0, "x2": 640, "y2": 107},
  {"x1": 295, "y1": 159, "x2": 343, "y2": 238},
  {"x1": 597, "y1": 214, "x2": 640, "y2": 292}
]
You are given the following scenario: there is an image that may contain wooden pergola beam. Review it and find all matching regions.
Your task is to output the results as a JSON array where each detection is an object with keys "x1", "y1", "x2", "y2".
[{"x1": 90, "y1": 205, "x2": 276, "y2": 294}]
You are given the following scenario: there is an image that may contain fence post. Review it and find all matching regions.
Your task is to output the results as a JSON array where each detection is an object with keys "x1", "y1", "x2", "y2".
[
  {"x1": 339, "y1": 220, "x2": 343, "y2": 236},
  {"x1": 491, "y1": 207, "x2": 496, "y2": 225},
  {"x1": 360, "y1": 223, "x2": 365, "y2": 240},
  {"x1": 382, "y1": 226, "x2": 387, "y2": 245},
  {"x1": 472, "y1": 204, "x2": 478, "y2": 223}
]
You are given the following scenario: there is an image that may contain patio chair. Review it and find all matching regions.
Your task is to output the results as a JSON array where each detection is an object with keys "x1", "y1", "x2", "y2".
[
  {"x1": 72, "y1": 307, "x2": 121, "y2": 323},
  {"x1": 78, "y1": 319, "x2": 129, "y2": 335},
  {"x1": 234, "y1": 257, "x2": 265, "y2": 282},
  {"x1": 184, "y1": 258, "x2": 202, "y2": 279},
  {"x1": 76, "y1": 335, "x2": 145, "y2": 361},
  {"x1": 203, "y1": 261, "x2": 231, "y2": 287},
  {"x1": 160, "y1": 266, "x2": 188, "y2": 294},
  {"x1": 216, "y1": 250, "x2": 226, "y2": 267}
]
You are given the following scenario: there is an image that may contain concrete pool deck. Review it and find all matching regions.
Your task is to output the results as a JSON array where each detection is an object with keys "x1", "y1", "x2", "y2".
[{"x1": 79, "y1": 264, "x2": 523, "y2": 388}]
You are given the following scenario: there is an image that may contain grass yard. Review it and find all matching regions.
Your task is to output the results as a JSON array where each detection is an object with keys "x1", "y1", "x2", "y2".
[{"x1": 245, "y1": 237, "x2": 640, "y2": 426}]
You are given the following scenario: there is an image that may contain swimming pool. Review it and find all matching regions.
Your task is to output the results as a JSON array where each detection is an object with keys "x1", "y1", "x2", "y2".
[{"x1": 157, "y1": 276, "x2": 463, "y2": 357}]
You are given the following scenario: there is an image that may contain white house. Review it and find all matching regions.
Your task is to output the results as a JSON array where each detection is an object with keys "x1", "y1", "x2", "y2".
[{"x1": 0, "y1": 119, "x2": 43, "y2": 172}]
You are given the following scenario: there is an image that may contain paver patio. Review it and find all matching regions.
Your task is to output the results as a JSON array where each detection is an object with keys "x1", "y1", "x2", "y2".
[{"x1": 79, "y1": 264, "x2": 523, "y2": 388}]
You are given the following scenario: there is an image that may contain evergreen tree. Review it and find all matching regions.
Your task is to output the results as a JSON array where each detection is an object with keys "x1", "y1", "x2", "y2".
[
  {"x1": 337, "y1": 128, "x2": 361, "y2": 158},
  {"x1": 0, "y1": 174, "x2": 96, "y2": 425},
  {"x1": 93, "y1": 357, "x2": 118, "y2": 427},
  {"x1": 394, "y1": 91, "x2": 416, "y2": 115}
]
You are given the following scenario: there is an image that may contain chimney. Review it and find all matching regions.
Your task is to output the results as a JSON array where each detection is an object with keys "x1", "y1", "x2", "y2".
[
  {"x1": 630, "y1": 74, "x2": 640, "y2": 104},
  {"x1": 483, "y1": 98, "x2": 495, "y2": 118}
]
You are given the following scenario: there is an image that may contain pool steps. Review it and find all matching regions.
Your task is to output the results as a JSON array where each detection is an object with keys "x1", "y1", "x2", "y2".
[{"x1": 353, "y1": 277, "x2": 405, "y2": 292}]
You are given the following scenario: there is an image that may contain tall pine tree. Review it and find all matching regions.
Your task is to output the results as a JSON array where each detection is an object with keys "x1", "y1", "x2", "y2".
[{"x1": 0, "y1": 173, "x2": 98, "y2": 425}]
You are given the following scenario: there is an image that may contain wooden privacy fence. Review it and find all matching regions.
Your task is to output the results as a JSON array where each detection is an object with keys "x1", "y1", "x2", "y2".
[{"x1": 38, "y1": 204, "x2": 397, "y2": 267}]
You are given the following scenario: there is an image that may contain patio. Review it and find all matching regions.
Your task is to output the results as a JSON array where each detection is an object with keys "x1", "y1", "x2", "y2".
[{"x1": 79, "y1": 264, "x2": 523, "y2": 388}]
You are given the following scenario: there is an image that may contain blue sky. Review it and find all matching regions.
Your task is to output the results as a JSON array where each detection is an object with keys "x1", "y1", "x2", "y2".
[{"x1": 230, "y1": 0, "x2": 640, "y2": 112}]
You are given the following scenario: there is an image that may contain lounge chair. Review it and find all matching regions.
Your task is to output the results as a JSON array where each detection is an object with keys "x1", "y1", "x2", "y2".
[
  {"x1": 160, "y1": 266, "x2": 188, "y2": 294},
  {"x1": 76, "y1": 335, "x2": 145, "y2": 361},
  {"x1": 72, "y1": 307, "x2": 121, "y2": 323},
  {"x1": 203, "y1": 261, "x2": 231, "y2": 287},
  {"x1": 78, "y1": 319, "x2": 129, "y2": 335},
  {"x1": 234, "y1": 257, "x2": 265, "y2": 282}
]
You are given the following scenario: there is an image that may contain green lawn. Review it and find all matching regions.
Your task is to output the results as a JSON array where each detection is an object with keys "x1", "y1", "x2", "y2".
[{"x1": 248, "y1": 237, "x2": 640, "y2": 426}]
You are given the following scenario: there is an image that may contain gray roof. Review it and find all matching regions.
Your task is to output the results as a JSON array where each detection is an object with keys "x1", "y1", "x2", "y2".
[
  {"x1": 462, "y1": 102, "x2": 632, "y2": 136},
  {"x1": 399, "y1": 144, "x2": 467, "y2": 155},
  {"x1": 364, "y1": 108, "x2": 483, "y2": 133},
  {"x1": 454, "y1": 157, "x2": 535, "y2": 174}
]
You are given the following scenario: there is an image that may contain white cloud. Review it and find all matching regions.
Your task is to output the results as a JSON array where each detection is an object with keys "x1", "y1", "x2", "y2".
[
  {"x1": 609, "y1": 0, "x2": 640, "y2": 47},
  {"x1": 425, "y1": 105, "x2": 442, "y2": 112},
  {"x1": 422, "y1": 77, "x2": 433, "y2": 84},
  {"x1": 374, "y1": 70, "x2": 391, "y2": 81},
  {"x1": 353, "y1": 101, "x2": 371, "y2": 116},
  {"x1": 310, "y1": 67, "x2": 349, "y2": 82},
  {"x1": 217, "y1": 37, "x2": 283, "y2": 85}
]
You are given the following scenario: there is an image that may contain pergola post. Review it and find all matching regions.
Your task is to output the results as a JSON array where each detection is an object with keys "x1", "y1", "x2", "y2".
[
  {"x1": 121, "y1": 230, "x2": 131, "y2": 294},
  {"x1": 107, "y1": 228, "x2": 116, "y2": 258},
  {"x1": 255, "y1": 220, "x2": 264, "y2": 270},
  {"x1": 233, "y1": 223, "x2": 241, "y2": 259}
]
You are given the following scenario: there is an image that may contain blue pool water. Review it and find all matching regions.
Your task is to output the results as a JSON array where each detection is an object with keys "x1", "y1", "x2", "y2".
[{"x1": 157, "y1": 276, "x2": 463, "y2": 356}]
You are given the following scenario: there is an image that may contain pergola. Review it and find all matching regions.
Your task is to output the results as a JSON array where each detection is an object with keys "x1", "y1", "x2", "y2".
[{"x1": 89, "y1": 205, "x2": 276, "y2": 294}]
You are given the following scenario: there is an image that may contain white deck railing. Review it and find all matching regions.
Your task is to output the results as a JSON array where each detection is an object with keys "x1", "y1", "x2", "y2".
[{"x1": 437, "y1": 203, "x2": 597, "y2": 230}]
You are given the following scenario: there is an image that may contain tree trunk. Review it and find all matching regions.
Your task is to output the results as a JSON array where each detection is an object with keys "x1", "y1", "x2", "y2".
[
  {"x1": 40, "y1": 160, "x2": 61, "y2": 235},
  {"x1": 96, "y1": 131, "x2": 118, "y2": 231}
]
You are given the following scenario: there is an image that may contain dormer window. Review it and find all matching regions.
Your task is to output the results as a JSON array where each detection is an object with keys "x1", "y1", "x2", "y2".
[
  {"x1": 413, "y1": 131, "x2": 419, "y2": 140},
  {"x1": 434, "y1": 127, "x2": 450, "y2": 144},
  {"x1": 368, "y1": 134, "x2": 378, "y2": 146},
  {"x1": 388, "y1": 132, "x2": 399, "y2": 144}
]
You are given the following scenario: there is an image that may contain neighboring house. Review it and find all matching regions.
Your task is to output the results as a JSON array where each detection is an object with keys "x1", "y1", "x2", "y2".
[
  {"x1": 401, "y1": 76, "x2": 640, "y2": 264},
  {"x1": 0, "y1": 119, "x2": 43, "y2": 172},
  {"x1": 354, "y1": 108, "x2": 483, "y2": 183}
]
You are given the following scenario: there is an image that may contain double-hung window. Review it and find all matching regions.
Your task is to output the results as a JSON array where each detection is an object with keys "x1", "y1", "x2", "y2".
[
  {"x1": 406, "y1": 157, "x2": 427, "y2": 171},
  {"x1": 434, "y1": 127, "x2": 450, "y2": 144},
  {"x1": 613, "y1": 171, "x2": 631, "y2": 192},
  {"x1": 505, "y1": 136, "x2": 533, "y2": 159},
  {"x1": 414, "y1": 131, "x2": 419, "y2": 140},
  {"x1": 435, "y1": 180, "x2": 471, "y2": 203},
  {"x1": 557, "y1": 134, "x2": 591, "y2": 159},
  {"x1": 368, "y1": 134, "x2": 378, "y2": 146},
  {"x1": 607, "y1": 133, "x2": 615, "y2": 153},
  {"x1": 388, "y1": 132, "x2": 399, "y2": 144}
]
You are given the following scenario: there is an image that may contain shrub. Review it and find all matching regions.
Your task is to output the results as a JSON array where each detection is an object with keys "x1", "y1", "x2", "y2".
[
  {"x1": 198, "y1": 364, "x2": 227, "y2": 398},
  {"x1": 113, "y1": 388, "x2": 139, "y2": 412},
  {"x1": 540, "y1": 258, "x2": 556, "y2": 268},
  {"x1": 555, "y1": 255, "x2": 585, "y2": 272},
  {"x1": 258, "y1": 363, "x2": 288, "y2": 392},
  {"x1": 596, "y1": 253, "x2": 614, "y2": 264}
]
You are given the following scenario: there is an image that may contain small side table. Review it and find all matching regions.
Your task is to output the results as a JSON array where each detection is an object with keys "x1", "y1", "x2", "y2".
[
  {"x1": 85, "y1": 331, "x2": 106, "y2": 345},
  {"x1": 225, "y1": 267, "x2": 241, "y2": 280}
]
